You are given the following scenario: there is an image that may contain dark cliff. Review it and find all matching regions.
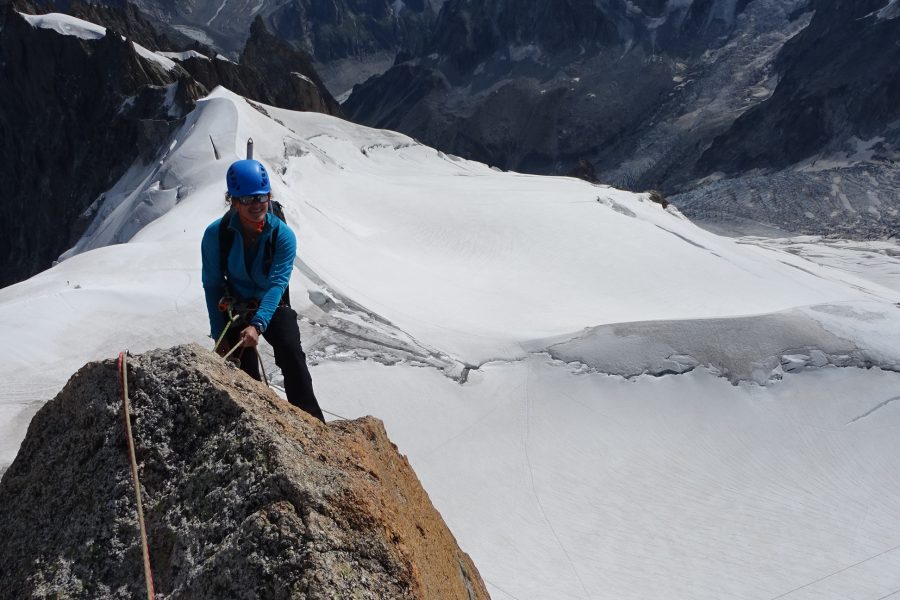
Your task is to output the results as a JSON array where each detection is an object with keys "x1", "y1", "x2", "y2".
[
  {"x1": 0, "y1": 6, "x2": 202, "y2": 287},
  {"x1": 0, "y1": 5, "x2": 340, "y2": 288}
]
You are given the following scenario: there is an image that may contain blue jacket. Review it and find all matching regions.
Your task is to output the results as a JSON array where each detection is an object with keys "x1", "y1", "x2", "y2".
[{"x1": 201, "y1": 211, "x2": 297, "y2": 339}]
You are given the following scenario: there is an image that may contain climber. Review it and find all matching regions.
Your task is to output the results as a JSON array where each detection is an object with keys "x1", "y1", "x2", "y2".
[{"x1": 200, "y1": 158, "x2": 325, "y2": 422}]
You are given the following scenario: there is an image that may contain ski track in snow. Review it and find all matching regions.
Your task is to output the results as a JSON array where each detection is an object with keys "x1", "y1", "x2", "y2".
[
  {"x1": 523, "y1": 368, "x2": 593, "y2": 600},
  {"x1": 314, "y1": 359, "x2": 900, "y2": 600},
  {"x1": 485, "y1": 579, "x2": 526, "y2": 600},
  {"x1": 847, "y1": 395, "x2": 900, "y2": 425},
  {"x1": 767, "y1": 542, "x2": 900, "y2": 600}
]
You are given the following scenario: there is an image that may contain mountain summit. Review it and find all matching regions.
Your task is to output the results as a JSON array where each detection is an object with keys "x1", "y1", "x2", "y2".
[{"x1": 0, "y1": 345, "x2": 489, "y2": 599}]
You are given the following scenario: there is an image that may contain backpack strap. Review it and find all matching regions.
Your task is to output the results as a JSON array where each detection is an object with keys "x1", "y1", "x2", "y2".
[
  {"x1": 218, "y1": 209, "x2": 235, "y2": 293},
  {"x1": 270, "y1": 199, "x2": 287, "y2": 222},
  {"x1": 263, "y1": 227, "x2": 278, "y2": 276},
  {"x1": 266, "y1": 200, "x2": 291, "y2": 307}
]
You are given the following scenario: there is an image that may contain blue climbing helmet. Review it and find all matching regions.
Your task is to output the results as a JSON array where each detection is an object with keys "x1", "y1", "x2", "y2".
[{"x1": 226, "y1": 159, "x2": 270, "y2": 196}]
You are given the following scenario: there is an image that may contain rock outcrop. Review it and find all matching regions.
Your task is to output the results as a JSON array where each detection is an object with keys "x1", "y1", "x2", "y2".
[
  {"x1": 180, "y1": 16, "x2": 342, "y2": 116},
  {"x1": 0, "y1": 345, "x2": 489, "y2": 600}
]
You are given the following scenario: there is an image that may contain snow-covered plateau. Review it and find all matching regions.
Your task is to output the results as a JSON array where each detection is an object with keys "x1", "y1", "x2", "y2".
[{"x1": 2, "y1": 87, "x2": 900, "y2": 599}]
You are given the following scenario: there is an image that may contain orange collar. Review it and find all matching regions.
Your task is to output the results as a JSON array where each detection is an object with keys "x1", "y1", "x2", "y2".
[{"x1": 239, "y1": 213, "x2": 265, "y2": 234}]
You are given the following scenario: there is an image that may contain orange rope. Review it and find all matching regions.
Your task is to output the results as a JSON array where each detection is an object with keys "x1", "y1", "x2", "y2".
[{"x1": 118, "y1": 351, "x2": 156, "y2": 600}]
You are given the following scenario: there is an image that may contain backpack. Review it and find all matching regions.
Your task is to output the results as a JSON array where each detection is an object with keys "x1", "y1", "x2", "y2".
[{"x1": 218, "y1": 200, "x2": 291, "y2": 307}]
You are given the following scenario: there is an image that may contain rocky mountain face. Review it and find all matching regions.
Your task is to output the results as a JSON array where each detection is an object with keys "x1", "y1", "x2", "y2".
[
  {"x1": 0, "y1": 3, "x2": 339, "y2": 287},
  {"x1": 699, "y1": 0, "x2": 900, "y2": 175},
  {"x1": 0, "y1": 345, "x2": 490, "y2": 599},
  {"x1": 14, "y1": 0, "x2": 199, "y2": 49},
  {"x1": 125, "y1": 0, "x2": 445, "y2": 93},
  {"x1": 176, "y1": 16, "x2": 342, "y2": 114},
  {"x1": 345, "y1": 0, "x2": 900, "y2": 237},
  {"x1": 673, "y1": 0, "x2": 900, "y2": 236},
  {"x1": 10, "y1": 0, "x2": 342, "y2": 112},
  {"x1": 345, "y1": 0, "x2": 805, "y2": 178}
]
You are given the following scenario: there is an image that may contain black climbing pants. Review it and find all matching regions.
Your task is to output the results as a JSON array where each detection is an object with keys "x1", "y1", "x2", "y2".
[{"x1": 224, "y1": 306, "x2": 325, "y2": 422}]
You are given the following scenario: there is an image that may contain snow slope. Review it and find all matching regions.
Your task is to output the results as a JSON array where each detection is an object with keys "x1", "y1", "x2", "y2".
[{"x1": 2, "y1": 87, "x2": 900, "y2": 599}]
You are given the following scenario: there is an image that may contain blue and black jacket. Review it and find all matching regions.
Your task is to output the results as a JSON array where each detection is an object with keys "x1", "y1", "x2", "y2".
[{"x1": 201, "y1": 211, "x2": 296, "y2": 340}]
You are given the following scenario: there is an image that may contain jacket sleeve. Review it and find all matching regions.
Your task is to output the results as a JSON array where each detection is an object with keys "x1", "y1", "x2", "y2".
[
  {"x1": 251, "y1": 221, "x2": 296, "y2": 332},
  {"x1": 201, "y1": 220, "x2": 227, "y2": 340}
]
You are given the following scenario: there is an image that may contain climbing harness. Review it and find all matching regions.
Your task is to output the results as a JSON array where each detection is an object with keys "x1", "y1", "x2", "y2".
[
  {"x1": 117, "y1": 351, "x2": 156, "y2": 600},
  {"x1": 213, "y1": 296, "x2": 259, "y2": 355},
  {"x1": 213, "y1": 296, "x2": 262, "y2": 369},
  {"x1": 214, "y1": 297, "x2": 278, "y2": 387}
]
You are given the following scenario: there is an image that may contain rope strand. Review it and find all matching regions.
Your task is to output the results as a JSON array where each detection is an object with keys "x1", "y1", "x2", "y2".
[
  {"x1": 221, "y1": 339, "x2": 243, "y2": 361},
  {"x1": 213, "y1": 312, "x2": 237, "y2": 353},
  {"x1": 267, "y1": 382, "x2": 350, "y2": 421},
  {"x1": 118, "y1": 351, "x2": 156, "y2": 600},
  {"x1": 257, "y1": 352, "x2": 269, "y2": 387}
]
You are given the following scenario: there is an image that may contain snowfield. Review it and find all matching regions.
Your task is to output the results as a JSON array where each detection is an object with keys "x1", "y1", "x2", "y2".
[{"x1": 2, "y1": 86, "x2": 900, "y2": 599}]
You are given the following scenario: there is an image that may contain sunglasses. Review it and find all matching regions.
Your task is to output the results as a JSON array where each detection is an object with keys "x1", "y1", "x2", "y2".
[{"x1": 234, "y1": 194, "x2": 270, "y2": 205}]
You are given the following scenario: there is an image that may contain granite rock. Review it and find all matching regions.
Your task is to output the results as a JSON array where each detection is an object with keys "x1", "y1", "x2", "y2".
[{"x1": 0, "y1": 345, "x2": 489, "y2": 600}]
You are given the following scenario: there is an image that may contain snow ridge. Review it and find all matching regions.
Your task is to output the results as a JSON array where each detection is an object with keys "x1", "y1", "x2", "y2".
[{"x1": 20, "y1": 12, "x2": 177, "y2": 71}]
